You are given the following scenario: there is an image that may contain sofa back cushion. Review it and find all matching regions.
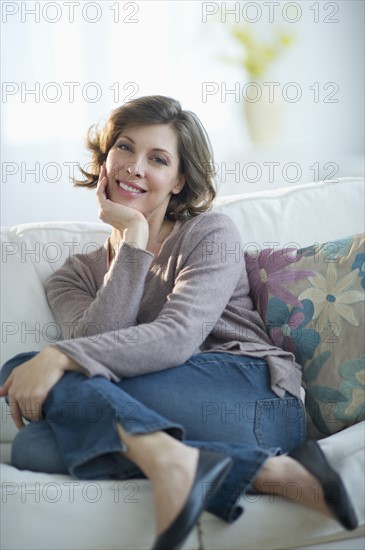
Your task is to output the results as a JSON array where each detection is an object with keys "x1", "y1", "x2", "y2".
[{"x1": 214, "y1": 177, "x2": 364, "y2": 249}]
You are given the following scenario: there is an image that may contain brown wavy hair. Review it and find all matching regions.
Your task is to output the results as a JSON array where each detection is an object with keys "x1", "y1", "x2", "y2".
[{"x1": 73, "y1": 95, "x2": 217, "y2": 219}]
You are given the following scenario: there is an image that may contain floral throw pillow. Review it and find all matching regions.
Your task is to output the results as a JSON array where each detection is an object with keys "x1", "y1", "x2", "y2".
[{"x1": 245, "y1": 233, "x2": 365, "y2": 436}]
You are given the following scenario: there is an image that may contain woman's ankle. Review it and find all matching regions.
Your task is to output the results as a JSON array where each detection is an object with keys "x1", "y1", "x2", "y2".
[
  {"x1": 252, "y1": 455, "x2": 292, "y2": 494},
  {"x1": 252, "y1": 455, "x2": 330, "y2": 517},
  {"x1": 116, "y1": 424, "x2": 194, "y2": 477}
]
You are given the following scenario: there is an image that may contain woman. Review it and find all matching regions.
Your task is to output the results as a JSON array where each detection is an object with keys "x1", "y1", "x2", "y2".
[{"x1": 0, "y1": 96, "x2": 357, "y2": 550}]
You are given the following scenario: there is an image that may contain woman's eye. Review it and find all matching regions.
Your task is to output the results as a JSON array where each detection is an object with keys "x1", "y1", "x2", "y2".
[
  {"x1": 117, "y1": 143, "x2": 130, "y2": 151},
  {"x1": 153, "y1": 156, "x2": 167, "y2": 165}
]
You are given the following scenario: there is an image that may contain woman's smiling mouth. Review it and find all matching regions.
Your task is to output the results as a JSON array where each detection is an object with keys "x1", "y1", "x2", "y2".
[{"x1": 116, "y1": 180, "x2": 147, "y2": 195}]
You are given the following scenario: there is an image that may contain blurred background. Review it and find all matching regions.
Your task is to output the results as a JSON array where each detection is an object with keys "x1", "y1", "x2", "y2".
[{"x1": 1, "y1": 0, "x2": 364, "y2": 225}]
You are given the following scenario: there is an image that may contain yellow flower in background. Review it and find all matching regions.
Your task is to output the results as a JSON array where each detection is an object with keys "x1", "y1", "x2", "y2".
[
  {"x1": 278, "y1": 32, "x2": 294, "y2": 47},
  {"x1": 262, "y1": 47, "x2": 277, "y2": 61},
  {"x1": 225, "y1": 24, "x2": 295, "y2": 79}
]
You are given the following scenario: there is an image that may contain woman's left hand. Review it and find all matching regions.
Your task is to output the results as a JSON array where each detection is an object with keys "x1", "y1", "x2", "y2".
[{"x1": 0, "y1": 347, "x2": 83, "y2": 429}]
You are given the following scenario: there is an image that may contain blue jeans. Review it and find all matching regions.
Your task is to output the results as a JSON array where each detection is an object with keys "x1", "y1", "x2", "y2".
[{"x1": 0, "y1": 351, "x2": 306, "y2": 523}]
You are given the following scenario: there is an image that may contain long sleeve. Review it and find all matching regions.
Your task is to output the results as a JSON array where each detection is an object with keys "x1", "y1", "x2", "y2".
[
  {"x1": 49, "y1": 213, "x2": 244, "y2": 380},
  {"x1": 45, "y1": 241, "x2": 154, "y2": 340}
]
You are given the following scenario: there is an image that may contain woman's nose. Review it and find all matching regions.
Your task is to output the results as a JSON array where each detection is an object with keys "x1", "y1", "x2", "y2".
[{"x1": 125, "y1": 159, "x2": 144, "y2": 178}]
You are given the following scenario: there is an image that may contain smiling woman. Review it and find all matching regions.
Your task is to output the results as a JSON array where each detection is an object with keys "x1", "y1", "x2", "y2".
[
  {"x1": 73, "y1": 95, "x2": 216, "y2": 219},
  {"x1": 72, "y1": 95, "x2": 218, "y2": 259},
  {"x1": 0, "y1": 95, "x2": 358, "y2": 550}
]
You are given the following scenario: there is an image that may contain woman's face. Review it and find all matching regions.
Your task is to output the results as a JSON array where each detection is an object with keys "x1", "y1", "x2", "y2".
[{"x1": 105, "y1": 124, "x2": 185, "y2": 221}]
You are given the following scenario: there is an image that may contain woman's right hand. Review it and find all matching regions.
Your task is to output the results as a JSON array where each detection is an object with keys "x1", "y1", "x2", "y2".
[
  {"x1": 0, "y1": 347, "x2": 83, "y2": 429},
  {"x1": 96, "y1": 163, "x2": 149, "y2": 250}
]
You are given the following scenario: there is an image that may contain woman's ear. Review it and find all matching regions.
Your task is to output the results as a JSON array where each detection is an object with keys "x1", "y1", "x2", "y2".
[{"x1": 172, "y1": 175, "x2": 186, "y2": 195}]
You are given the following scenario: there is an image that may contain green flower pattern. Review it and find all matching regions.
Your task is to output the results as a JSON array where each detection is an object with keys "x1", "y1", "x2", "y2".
[
  {"x1": 303, "y1": 352, "x2": 365, "y2": 435},
  {"x1": 336, "y1": 357, "x2": 365, "y2": 422}
]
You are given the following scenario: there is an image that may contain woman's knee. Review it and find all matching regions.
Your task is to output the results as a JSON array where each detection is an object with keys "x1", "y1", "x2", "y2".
[{"x1": 11, "y1": 421, "x2": 68, "y2": 474}]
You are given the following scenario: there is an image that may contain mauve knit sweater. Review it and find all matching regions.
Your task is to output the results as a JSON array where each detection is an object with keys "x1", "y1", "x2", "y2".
[{"x1": 46, "y1": 211, "x2": 302, "y2": 399}]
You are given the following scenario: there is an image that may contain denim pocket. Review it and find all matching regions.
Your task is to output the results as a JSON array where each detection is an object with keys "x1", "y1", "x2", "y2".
[{"x1": 254, "y1": 397, "x2": 306, "y2": 453}]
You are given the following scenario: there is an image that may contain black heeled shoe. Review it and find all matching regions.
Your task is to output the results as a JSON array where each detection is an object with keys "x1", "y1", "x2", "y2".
[
  {"x1": 288, "y1": 440, "x2": 358, "y2": 531},
  {"x1": 151, "y1": 450, "x2": 233, "y2": 550}
]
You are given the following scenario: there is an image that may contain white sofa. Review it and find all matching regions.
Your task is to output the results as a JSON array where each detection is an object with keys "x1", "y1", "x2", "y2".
[{"x1": 1, "y1": 176, "x2": 364, "y2": 550}]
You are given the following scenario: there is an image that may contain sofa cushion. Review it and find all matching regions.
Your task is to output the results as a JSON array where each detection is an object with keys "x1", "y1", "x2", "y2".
[
  {"x1": 214, "y1": 177, "x2": 365, "y2": 249},
  {"x1": 245, "y1": 233, "x2": 365, "y2": 436}
]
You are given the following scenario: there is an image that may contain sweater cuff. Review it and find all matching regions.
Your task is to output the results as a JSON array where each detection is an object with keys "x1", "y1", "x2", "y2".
[
  {"x1": 107, "y1": 240, "x2": 154, "y2": 271},
  {"x1": 50, "y1": 343, "x2": 121, "y2": 383}
]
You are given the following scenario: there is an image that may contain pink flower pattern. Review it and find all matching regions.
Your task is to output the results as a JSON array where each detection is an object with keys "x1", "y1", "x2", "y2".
[{"x1": 245, "y1": 247, "x2": 315, "y2": 320}]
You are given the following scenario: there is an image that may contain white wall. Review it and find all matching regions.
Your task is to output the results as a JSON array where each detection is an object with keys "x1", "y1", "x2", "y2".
[{"x1": 1, "y1": 0, "x2": 364, "y2": 225}]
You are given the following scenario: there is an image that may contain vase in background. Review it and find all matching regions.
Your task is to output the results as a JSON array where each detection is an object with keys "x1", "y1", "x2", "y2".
[
  {"x1": 219, "y1": 24, "x2": 294, "y2": 144},
  {"x1": 243, "y1": 82, "x2": 284, "y2": 144}
]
